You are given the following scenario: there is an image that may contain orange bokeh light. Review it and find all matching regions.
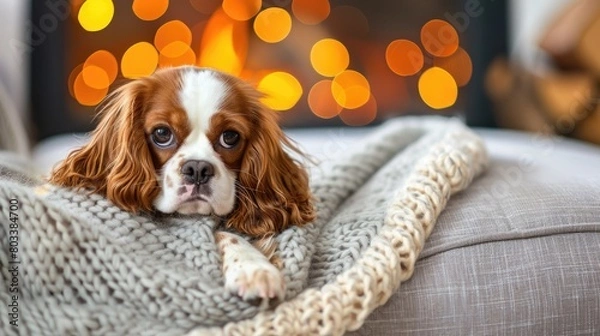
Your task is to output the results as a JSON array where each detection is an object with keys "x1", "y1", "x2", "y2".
[
  {"x1": 84, "y1": 50, "x2": 118, "y2": 84},
  {"x1": 159, "y1": 43, "x2": 197, "y2": 67},
  {"x1": 433, "y1": 47, "x2": 473, "y2": 87},
  {"x1": 310, "y1": 38, "x2": 349, "y2": 77},
  {"x1": 155, "y1": 20, "x2": 192, "y2": 58},
  {"x1": 82, "y1": 65, "x2": 109, "y2": 90},
  {"x1": 121, "y1": 42, "x2": 159, "y2": 79},
  {"x1": 418, "y1": 67, "x2": 458, "y2": 109},
  {"x1": 308, "y1": 80, "x2": 342, "y2": 119},
  {"x1": 339, "y1": 94, "x2": 377, "y2": 126},
  {"x1": 331, "y1": 70, "x2": 371, "y2": 109},
  {"x1": 420, "y1": 19, "x2": 459, "y2": 57},
  {"x1": 292, "y1": 0, "x2": 330, "y2": 25},
  {"x1": 132, "y1": 0, "x2": 169, "y2": 21},
  {"x1": 386, "y1": 39, "x2": 424, "y2": 76},
  {"x1": 258, "y1": 72, "x2": 303, "y2": 111},
  {"x1": 222, "y1": 0, "x2": 261, "y2": 21},
  {"x1": 198, "y1": 8, "x2": 248, "y2": 76},
  {"x1": 254, "y1": 8, "x2": 292, "y2": 43},
  {"x1": 74, "y1": 71, "x2": 109, "y2": 106},
  {"x1": 68, "y1": 63, "x2": 84, "y2": 98}
]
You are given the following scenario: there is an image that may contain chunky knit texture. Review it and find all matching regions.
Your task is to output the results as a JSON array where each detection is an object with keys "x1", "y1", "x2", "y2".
[{"x1": 0, "y1": 117, "x2": 487, "y2": 335}]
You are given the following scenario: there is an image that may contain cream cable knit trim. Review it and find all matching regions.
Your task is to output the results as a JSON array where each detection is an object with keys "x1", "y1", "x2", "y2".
[{"x1": 188, "y1": 126, "x2": 488, "y2": 336}]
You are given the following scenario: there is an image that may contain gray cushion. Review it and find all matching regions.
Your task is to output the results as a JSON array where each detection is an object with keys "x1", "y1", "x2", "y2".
[{"x1": 350, "y1": 154, "x2": 600, "y2": 335}]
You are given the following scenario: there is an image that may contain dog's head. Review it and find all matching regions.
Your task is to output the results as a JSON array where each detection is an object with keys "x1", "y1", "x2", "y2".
[{"x1": 50, "y1": 66, "x2": 315, "y2": 237}]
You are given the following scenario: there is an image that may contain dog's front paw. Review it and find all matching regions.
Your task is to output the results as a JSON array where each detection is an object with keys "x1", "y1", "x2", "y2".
[{"x1": 225, "y1": 260, "x2": 285, "y2": 302}]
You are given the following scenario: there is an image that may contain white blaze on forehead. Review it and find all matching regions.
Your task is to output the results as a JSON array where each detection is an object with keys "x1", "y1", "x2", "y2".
[
  {"x1": 179, "y1": 69, "x2": 229, "y2": 136},
  {"x1": 154, "y1": 69, "x2": 237, "y2": 215},
  {"x1": 177, "y1": 69, "x2": 229, "y2": 177}
]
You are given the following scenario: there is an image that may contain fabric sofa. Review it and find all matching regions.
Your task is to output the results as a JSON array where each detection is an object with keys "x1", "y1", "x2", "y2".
[{"x1": 22, "y1": 127, "x2": 600, "y2": 335}]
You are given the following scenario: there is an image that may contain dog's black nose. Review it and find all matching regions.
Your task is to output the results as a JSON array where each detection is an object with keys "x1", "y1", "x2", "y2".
[{"x1": 181, "y1": 160, "x2": 215, "y2": 185}]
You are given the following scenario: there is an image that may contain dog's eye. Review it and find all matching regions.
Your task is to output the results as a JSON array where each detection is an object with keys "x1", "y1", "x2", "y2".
[
  {"x1": 151, "y1": 127, "x2": 175, "y2": 148},
  {"x1": 219, "y1": 131, "x2": 240, "y2": 149}
]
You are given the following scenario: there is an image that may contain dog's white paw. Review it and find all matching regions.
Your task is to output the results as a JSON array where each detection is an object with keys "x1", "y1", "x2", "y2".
[{"x1": 225, "y1": 261, "x2": 285, "y2": 302}]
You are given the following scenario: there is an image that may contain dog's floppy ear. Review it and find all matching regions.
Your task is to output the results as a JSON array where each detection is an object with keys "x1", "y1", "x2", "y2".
[
  {"x1": 49, "y1": 80, "x2": 159, "y2": 212},
  {"x1": 225, "y1": 85, "x2": 315, "y2": 237}
]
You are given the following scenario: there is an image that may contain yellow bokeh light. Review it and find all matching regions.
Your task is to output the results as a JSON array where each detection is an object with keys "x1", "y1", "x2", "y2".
[
  {"x1": 331, "y1": 70, "x2": 370, "y2": 109},
  {"x1": 121, "y1": 42, "x2": 159, "y2": 79},
  {"x1": 386, "y1": 39, "x2": 424, "y2": 76},
  {"x1": 310, "y1": 38, "x2": 349, "y2": 77},
  {"x1": 292, "y1": 0, "x2": 330, "y2": 25},
  {"x1": 159, "y1": 43, "x2": 196, "y2": 67},
  {"x1": 421, "y1": 19, "x2": 460, "y2": 57},
  {"x1": 84, "y1": 50, "x2": 118, "y2": 84},
  {"x1": 82, "y1": 65, "x2": 110, "y2": 90},
  {"x1": 418, "y1": 67, "x2": 458, "y2": 109},
  {"x1": 155, "y1": 20, "x2": 192, "y2": 58},
  {"x1": 433, "y1": 47, "x2": 473, "y2": 87},
  {"x1": 222, "y1": 0, "x2": 261, "y2": 21},
  {"x1": 74, "y1": 71, "x2": 109, "y2": 106},
  {"x1": 198, "y1": 8, "x2": 248, "y2": 76},
  {"x1": 254, "y1": 8, "x2": 292, "y2": 43},
  {"x1": 78, "y1": 0, "x2": 114, "y2": 32},
  {"x1": 132, "y1": 0, "x2": 169, "y2": 21},
  {"x1": 258, "y1": 72, "x2": 303, "y2": 111},
  {"x1": 308, "y1": 80, "x2": 342, "y2": 119},
  {"x1": 339, "y1": 94, "x2": 377, "y2": 126}
]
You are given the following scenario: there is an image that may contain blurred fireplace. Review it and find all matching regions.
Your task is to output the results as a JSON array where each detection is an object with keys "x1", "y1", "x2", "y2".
[{"x1": 30, "y1": 0, "x2": 508, "y2": 140}]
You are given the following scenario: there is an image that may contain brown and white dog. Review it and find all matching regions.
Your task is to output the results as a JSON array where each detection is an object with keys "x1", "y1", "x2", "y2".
[{"x1": 49, "y1": 66, "x2": 315, "y2": 302}]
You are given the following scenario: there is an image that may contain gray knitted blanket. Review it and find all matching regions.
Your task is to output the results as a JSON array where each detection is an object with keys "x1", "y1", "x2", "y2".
[{"x1": 0, "y1": 117, "x2": 487, "y2": 336}]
